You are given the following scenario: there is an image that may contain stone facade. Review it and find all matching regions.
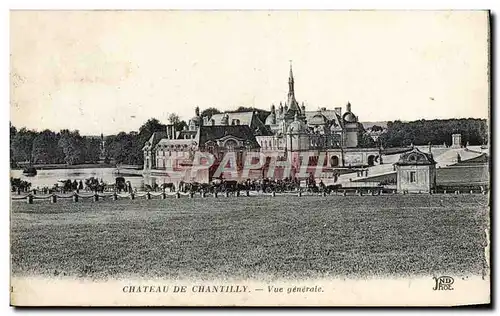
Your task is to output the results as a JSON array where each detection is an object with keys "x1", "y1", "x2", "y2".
[
  {"x1": 143, "y1": 63, "x2": 381, "y2": 182},
  {"x1": 262, "y1": 65, "x2": 360, "y2": 151},
  {"x1": 451, "y1": 133, "x2": 462, "y2": 148},
  {"x1": 395, "y1": 148, "x2": 437, "y2": 193}
]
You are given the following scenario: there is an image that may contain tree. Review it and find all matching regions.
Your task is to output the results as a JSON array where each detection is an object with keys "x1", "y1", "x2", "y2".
[
  {"x1": 106, "y1": 132, "x2": 140, "y2": 165},
  {"x1": 31, "y1": 130, "x2": 63, "y2": 164},
  {"x1": 84, "y1": 137, "x2": 101, "y2": 164},
  {"x1": 168, "y1": 113, "x2": 180, "y2": 125},
  {"x1": 357, "y1": 123, "x2": 376, "y2": 148},
  {"x1": 378, "y1": 118, "x2": 488, "y2": 147},
  {"x1": 370, "y1": 125, "x2": 384, "y2": 132},
  {"x1": 10, "y1": 122, "x2": 17, "y2": 140},
  {"x1": 175, "y1": 120, "x2": 188, "y2": 132},
  {"x1": 10, "y1": 123, "x2": 17, "y2": 167},
  {"x1": 58, "y1": 130, "x2": 85, "y2": 165},
  {"x1": 11, "y1": 127, "x2": 37, "y2": 163},
  {"x1": 139, "y1": 118, "x2": 167, "y2": 136},
  {"x1": 200, "y1": 107, "x2": 221, "y2": 118},
  {"x1": 167, "y1": 113, "x2": 187, "y2": 131}
]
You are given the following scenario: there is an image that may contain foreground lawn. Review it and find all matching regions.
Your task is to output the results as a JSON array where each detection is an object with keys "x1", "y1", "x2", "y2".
[{"x1": 10, "y1": 195, "x2": 489, "y2": 280}]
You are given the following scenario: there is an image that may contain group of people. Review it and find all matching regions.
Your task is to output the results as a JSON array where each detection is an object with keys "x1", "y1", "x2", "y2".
[
  {"x1": 13, "y1": 174, "x2": 340, "y2": 196},
  {"x1": 21, "y1": 178, "x2": 119, "y2": 195},
  {"x1": 10, "y1": 177, "x2": 31, "y2": 193},
  {"x1": 32, "y1": 179, "x2": 91, "y2": 195},
  {"x1": 171, "y1": 176, "x2": 336, "y2": 194}
]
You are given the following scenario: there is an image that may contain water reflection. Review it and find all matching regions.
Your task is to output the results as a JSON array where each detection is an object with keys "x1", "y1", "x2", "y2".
[{"x1": 9, "y1": 168, "x2": 168, "y2": 191}]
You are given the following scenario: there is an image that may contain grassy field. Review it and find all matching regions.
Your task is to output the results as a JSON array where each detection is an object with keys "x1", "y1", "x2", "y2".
[{"x1": 10, "y1": 195, "x2": 489, "y2": 280}]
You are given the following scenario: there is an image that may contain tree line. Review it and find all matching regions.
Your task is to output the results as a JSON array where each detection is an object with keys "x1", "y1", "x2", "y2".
[
  {"x1": 10, "y1": 113, "x2": 190, "y2": 167},
  {"x1": 378, "y1": 118, "x2": 488, "y2": 147},
  {"x1": 10, "y1": 124, "x2": 102, "y2": 167}
]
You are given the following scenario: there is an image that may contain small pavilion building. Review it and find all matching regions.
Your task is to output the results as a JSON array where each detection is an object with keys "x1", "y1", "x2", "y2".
[{"x1": 395, "y1": 148, "x2": 437, "y2": 193}]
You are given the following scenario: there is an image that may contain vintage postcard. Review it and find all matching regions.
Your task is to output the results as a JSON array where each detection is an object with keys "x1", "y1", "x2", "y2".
[{"x1": 9, "y1": 10, "x2": 490, "y2": 306}]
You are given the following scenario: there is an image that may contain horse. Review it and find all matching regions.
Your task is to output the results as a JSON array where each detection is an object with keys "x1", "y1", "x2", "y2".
[
  {"x1": 84, "y1": 177, "x2": 106, "y2": 193},
  {"x1": 221, "y1": 180, "x2": 239, "y2": 193},
  {"x1": 161, "y1": 183, "x2": 176, "y2": 192},
  {"x1": 10, "y1": 177, "x2": 31, "y2": 193},
  {"x1": 115, "y1": 177, "x2": 127, "y2": 192}
]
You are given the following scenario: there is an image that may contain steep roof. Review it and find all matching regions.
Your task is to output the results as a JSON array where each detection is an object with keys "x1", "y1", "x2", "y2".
[
  {"x1": 456, "y1": 153, "x2": 489, "y2": 165},
  {"x1": 308, "y1": 112, "x2": 329, "y2": 125},
  {"x1": 142, "y1": 131, "x2": 167, "y2": 150},
  {"x1": 210, "y1": 112, "x2": 255, "y2": 127},
  {"x1": 209, "y1": 111, "x2": 271, "y2": 136},
  {"x1": 394, "y1": 147, "x2": 436, "y2": 166},
  {"x1": 156, "y1": 138, "x2": 196, "y2": 149},
  {"x1": 304, "y1": 110, "x2": 343, "y2": 128},
  {"x1": 195, "y1": 125, "x2": 260, "y2": 149},
  {"x1": 177, "y1": 130, "x2": 197, "y2": 138}
]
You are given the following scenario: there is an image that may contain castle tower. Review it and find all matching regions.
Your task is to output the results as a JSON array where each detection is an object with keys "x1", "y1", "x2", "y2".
[
  {"x1": 265, "y1": 104, "x2": 277, "y2": 125},
  {"x1": 286, "y1": 113, "x2": 310, "y2": 151},
  {"x1": 342, "y1": 102, "x2": 359, "y2": 148},
  {"x1": 285, "y1": 112, "x2": 310, "y2": 177},
  {"x1": 189, "y1": 106, "x2": 202, "y2": 131},
  {"x1": 284, "y1": 61, "x2": 302, "y2": 120}
]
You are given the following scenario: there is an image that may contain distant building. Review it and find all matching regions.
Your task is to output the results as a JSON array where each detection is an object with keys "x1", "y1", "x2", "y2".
[
  {"x1": 143, "y1": 125, "x2": 261, "y2": 182},
  {"x1": 366, "y1": 127, "x2": 386, "y2": 142},
  {"x1": 451, "y1": 133, "x2": 462, "y2": 148},
  {"x1": 143, "y1": 63, "x2": 382, "y2": 182},
  {"x1": 395, "y1": 148, "x2": 437, "y2": 193},
  {"x1": 262, "y1": 64, "x2": 359, "y2": 150}
]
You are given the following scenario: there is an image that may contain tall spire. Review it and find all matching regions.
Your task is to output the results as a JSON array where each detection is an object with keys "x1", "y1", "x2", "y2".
[{"x1": 286, "y1": 60, "x2": 300, "y2": 116}]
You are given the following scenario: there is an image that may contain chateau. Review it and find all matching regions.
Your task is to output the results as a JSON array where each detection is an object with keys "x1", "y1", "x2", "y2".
[{"x1": 143, "y1": 64, "x2": 381, "y2": 182}]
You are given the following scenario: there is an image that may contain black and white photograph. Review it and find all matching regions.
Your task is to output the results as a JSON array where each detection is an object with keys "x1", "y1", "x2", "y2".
[{"x1": 9, "y1": 10, "x2": 490, "y2": 306}]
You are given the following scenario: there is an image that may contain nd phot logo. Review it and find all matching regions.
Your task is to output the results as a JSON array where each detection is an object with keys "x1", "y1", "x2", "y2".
[{"x1": 432, "y1": 276, "x2": 454, "y2": 291}]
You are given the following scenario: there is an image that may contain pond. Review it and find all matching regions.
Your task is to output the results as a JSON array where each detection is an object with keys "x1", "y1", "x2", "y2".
[{"x1": 10, "y1": 168, "x2": 169, "y2": 191}]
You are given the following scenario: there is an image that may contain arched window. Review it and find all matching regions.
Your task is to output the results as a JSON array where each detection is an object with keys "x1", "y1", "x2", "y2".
[
  {"x1": 368, "y1": 155, "x2": 376, "y2": 166},
  {"x1": 225, "y1": 139, "x2": 238, "y2": 151},
  {"x1": 330, "y1": 156, "x2": 339, "y2": 167}
]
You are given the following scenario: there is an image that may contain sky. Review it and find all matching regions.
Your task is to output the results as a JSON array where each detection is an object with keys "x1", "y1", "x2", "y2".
[{"x1": 10, "y1": 10, "x2": 489, "y2": 135}]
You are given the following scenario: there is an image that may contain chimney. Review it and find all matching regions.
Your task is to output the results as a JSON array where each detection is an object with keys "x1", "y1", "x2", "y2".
[
  {"x1": 346, "y1": 102, "x2": 352, "y2": 113},
  {"x1": 171, "y1": 125, "x2": 176, "y2": 140},
  {"x1": 166, "y1": 125, "x2": 172, "y2": 139}
]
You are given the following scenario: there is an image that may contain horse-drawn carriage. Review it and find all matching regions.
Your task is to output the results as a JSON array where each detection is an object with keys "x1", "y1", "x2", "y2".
[
  {"x1": 11, "y1": 177, "x2": 31, "y2": 193},
  {"x1": 57, "y1": 179, "x2": 83, "y2": 193}
]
